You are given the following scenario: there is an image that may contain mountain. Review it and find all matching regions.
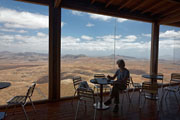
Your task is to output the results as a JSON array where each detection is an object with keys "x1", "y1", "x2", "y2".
[
  {"x1": 61, "y1": 54, "x2": 87, "y2": 59},
  {"x1": 0, "y1": 51, "x2": 48, "y2": 61}
]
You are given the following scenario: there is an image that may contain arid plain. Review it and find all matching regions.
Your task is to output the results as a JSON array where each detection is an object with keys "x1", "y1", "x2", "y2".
[{"x1": 0, "y1": 52, "x2": 179, "y2": 105}]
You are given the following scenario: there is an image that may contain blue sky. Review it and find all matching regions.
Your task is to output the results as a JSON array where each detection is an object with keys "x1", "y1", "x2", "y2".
[{"x1": 0, "y1": 0, "x2": 180, "y2": 59}]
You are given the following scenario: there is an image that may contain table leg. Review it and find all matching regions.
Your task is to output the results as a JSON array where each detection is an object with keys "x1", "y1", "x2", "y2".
[{"x1": 94, "y1": 84, "x2": 109, "y2": 110}]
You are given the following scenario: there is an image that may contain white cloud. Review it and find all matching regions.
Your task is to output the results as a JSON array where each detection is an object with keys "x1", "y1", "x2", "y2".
[
  {"x1": 86, "y1": 23, "x2": 94, "y2": 27},
  {"x1": 88, "y1": 13, "x2": 112, "y2": 21},
  {"x1": 0, "y1": 7, "x2": 66, "y2": 30},
  {"x1": 121, "y1": 35, "x2": 137, "y2": 42},
  {"x1": 81, "y1": 35, "x2": 93, "y2": 40},
  {"x1": 0, "y1": 27, "x2": 27, "y2": 33},
  {"x1": 71, "y1": 10, "x2": 83, "y2": 16},
  {"x1": 37, "y1": 32, "x2": 46, "y2": 37},
  {"x1": 142, "y1": 30, "x2": 180, "y2": 39},
  {"x1": 142, "y1": 33, "x2": 151, "y2": 37},
  {"x1": 0, "y1": 7, "x2": 48, "y2": 29},
  {"x1": 160, "y1": 30, "x2": 180, "y2": 39},
  {"x1": 0, "y1": 32, "x2": 48, "y2": 53},
  {"x1": 88, "y1": 13, "x2": 128, "y2": 23},
  {"x1": 61, "y1": 34, "x2": 149, "y2": 52},
  {"x1": 61, "y1": 22, "x2": 65, "y2": 28},
  {"x1": 117, "y1": 18, "x2": 128, "y2": 23}
]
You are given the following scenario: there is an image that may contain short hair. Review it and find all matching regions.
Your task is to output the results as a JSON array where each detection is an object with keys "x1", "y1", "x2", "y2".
[{"x1": 116, "y1": 59, "x2": 125, "y2": 67}]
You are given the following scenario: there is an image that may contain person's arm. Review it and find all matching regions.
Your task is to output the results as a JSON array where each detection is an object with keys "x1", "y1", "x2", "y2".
[{"x1": 107, "y1": 70, "x2": 118, "y2": 80}]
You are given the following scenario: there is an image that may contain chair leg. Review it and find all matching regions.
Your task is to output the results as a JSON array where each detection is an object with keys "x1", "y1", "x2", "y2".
[
  {"x1": 29, "y1": 97, "x2": 36, "y2": 113},
  {"x1": 131, "y1": 88, "x2": 135, "y2": 99},
  {"x1": 72, "y1": 91, "x2": 77, "y2": 105},
  {"x1": 75, "y1": 100, "x2": 80, "y2": 120},
  {"x1": 126, "y1": 91, "x2": 131, "y2": 103},
  {"x1": 21, "y1": 105, "x2": 29, "y2": 120},
  {"x1": 94, "y1": 104, "x2": 97, "y2": 120},
  {"x1": 173, "y1": 92, "x2": 180, "y2": 106},
  {"x1": 5, "y1": 104, "x2": 9, "y2": 117},
  {"x1": 12, "y1": 105, "x2": 17, "y2": 115}
]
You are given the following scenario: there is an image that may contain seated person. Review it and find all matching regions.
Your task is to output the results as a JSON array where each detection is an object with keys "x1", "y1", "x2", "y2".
[{"x1": 105, "y1": 59, "x2": 130, "y2": 113}]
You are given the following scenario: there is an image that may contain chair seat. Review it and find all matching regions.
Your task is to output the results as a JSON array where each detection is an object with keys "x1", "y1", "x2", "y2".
[
  {"x1": 164, "y1": 87, "x2": 179, "y2": 92},
  {"x1": 133, "y1": 83, "x2": 142, "y2": 88},
  {"x1": 94, "y1": 84, "x2": 111, "y2": 89},
  {"x1": 7, "y1": 96, "x2": 26, "y2": 104}
]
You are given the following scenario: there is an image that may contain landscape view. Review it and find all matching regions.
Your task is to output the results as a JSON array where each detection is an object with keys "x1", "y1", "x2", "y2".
[
  {"x1": 0, "y1": 51, "x2": 179, "y2": 105},
  {"x1": 0, "y1": 0, "x2": 180, "y2": 106}
]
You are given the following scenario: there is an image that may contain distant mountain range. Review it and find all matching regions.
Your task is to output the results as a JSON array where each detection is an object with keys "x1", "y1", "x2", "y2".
[{"x1": 0, "y1": 51, "x2": 178, "y2": 61}]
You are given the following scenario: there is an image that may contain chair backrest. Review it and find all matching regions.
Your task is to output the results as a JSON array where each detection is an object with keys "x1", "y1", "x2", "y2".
[
  {"x1": 129, "y1": 76, "x2": 134, "y2": 85},
  {"x1": 142, "y1": 82, "x2": 158, "y2": 94},
  {"x1": 73, "y1": 76, "x2": 82, "y2": 90},
  {"x1": 94, "y1": 74, "x2": 105, "y2": 78},
  {"x1": 26, "y1": 82, "x2": 36, "y2": 98},
  {"x1": 170, "y1": 73, "x2": 180, "y2": 84},
  {"x1": 77, "y1": 87, "x2": 95, "y2": 103}
]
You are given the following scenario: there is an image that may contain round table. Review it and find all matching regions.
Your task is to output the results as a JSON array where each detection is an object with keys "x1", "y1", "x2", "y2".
[
  {"x1": 0, "y1": 82, "x2": 11, "y2": 119},
  {"x1": 90, "y1": 78, "x2": 113, "y2": 110},
  {"x1": 142, "y1": 74, "x2": 162, "y2": 100},
  {"x1": 0, "y1": 82, "x2": 11, "y2": 89}
]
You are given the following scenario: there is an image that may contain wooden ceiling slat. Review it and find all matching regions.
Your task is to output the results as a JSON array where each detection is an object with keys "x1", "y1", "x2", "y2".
[
  {"x1": 118, "y1": 0, "x2": 133, "y2": 10},
  {"x1": 61, "y1": 0, "x2": 153, "y2": 23},
  {"x1": 91, "y1": 0, "x2": 96, "y2": 4},
  {"x1": 130, "y1": 0, "x2": 150, "y2": 12},
  {"x1": 160, "y1": 7, "x2": 180, "y2": 17},
  {"x1": 15, "y1": 0, "x2": 180, "y2": 27},
  {"x1": 16, "y1": 0, "x2": 49, "y2": 5},
  {"x1": 160, "y1": 15, "x2": 180, "y2": 24},
  {"x1": 105, "y1": 0, "x2": 114, "y2": 8},
  {"x1": 54, "y1": 0, "x2": 62, "y2": 8},
  {"x1": 159, "y1": 10, "x2": 180, "y2": 23},
  {"x1": 141, "y1": 0, "x2": 165, "y2": 14},
  {"x1": 165, "y1": 0, "x2": 180, "y2": 4},
  {"x1": 151, "y1": 3, "x2": 173, "y2": 16}
]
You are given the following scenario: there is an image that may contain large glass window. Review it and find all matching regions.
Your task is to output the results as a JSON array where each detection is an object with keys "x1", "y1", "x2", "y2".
[
  {"x1": 0, "y1": 1, "x2": 48, "y2": 105},
  {"x1": 159, "y1": 26, "x2": 180, "y2": 83},
  {"x1": 61, "y1": 9, "x2": 151, "y2": 97}
]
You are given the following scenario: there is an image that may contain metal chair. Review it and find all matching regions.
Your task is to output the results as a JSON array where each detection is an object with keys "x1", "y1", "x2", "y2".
[
  {"x1": 129, "y1": 77, "x2": 142, "y2": 100},
  {"x1": 163, "y1": 73, "x2": 180, "y2": 106},
  {"x1": 75, "y1": 87, "x2": 97, "y2": 120},
  {"x1": 6, "y1": 82, "x2": 36, "y2": 120},
  {"x1": 72, "y1": 76, "x2": 83, "y2": 104},
  {"x1": 139, "y1": 82, "x2": 161, "y2": 111},
  {"x1": 93, "y1": 74, "x2": 111, "y2": 96},
  {"x1": 119, "y1": 77, "x2": 132, "y2": 106}
]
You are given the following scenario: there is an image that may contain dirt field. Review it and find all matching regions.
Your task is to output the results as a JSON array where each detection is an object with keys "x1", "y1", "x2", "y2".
[{"x1": 0, "y1": 54, "x2": 179, "y2": 105}]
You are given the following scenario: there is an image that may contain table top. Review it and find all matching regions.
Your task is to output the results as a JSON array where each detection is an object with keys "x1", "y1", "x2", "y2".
[
  {"x1": 142, "y1": 74, "x2": 163, "y2": 80},
  {"x1": 0, "y1": 82, "x2": 11, "y2": 89},
  {"x1": 90, "y1": 78, "x2": 114, "y2": 85}
]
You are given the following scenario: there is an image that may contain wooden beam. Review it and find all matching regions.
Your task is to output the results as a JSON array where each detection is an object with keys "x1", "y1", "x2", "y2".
[
  {"x1": 91, "y1": 0, "x2": 96, "y2": 4},
  {"x1": 141, "y1": 1, "x2": 164, "y2": 14},
  {"x1": 151, "y1": 3, "x2": 172, "y2": 16},
  {"x1": 15, "y1": 0, "x2": 49, "y2": 6},
  {"x1": 54, "y1": 0, "x2": 62, "y2": 8},
  {"x1": 105, "y1": 0, "x2": 114, "y2": 8},
  {"x1": 150, "y1": 22, "x2": 159, "y2": 78},
  {"x1": 130, "y1": 0, "x2": 149, "y2": 12},
  {"x1": 49, "y1": 0, "x2": 61, "y2": 101},
  {"x1": 61, "y1": 0, "x2": 153, "y2": 23},
  {"x1": 160, "y1": 15, "x2": 180, "y2": 24},
  {"x1": 164, "y1": 0, "x2": 180, "y2": 4},
  {"x1": 118, "y1": 0, "x2": 133, "y2": 10},
  {"x1": 160, "y1": 7, "x2": 180, "y2": 17}
]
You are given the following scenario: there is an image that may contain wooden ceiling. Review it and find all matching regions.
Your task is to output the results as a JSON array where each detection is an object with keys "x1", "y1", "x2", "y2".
[{"x1": 16, "y1": 0, "x2": 180, "y2": 27}]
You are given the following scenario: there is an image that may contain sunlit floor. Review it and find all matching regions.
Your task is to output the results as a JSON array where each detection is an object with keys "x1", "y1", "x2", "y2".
[{"x1": 2, "y1": 88, "x2": 180, "y2": 120}]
